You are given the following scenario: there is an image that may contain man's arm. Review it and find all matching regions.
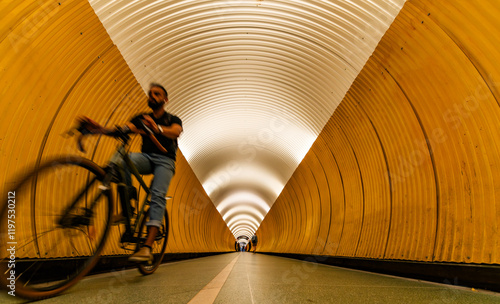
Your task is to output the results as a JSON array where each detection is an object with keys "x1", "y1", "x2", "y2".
[
  {"x1": 157, "y1": 123, "x2": 182, "y2": 139},
  {"x1": 142, "y1": 115, "x2": 182, "y2": 139},
  {"x1": 78, "y1": 116, "x2": 143, "y2": 135}
]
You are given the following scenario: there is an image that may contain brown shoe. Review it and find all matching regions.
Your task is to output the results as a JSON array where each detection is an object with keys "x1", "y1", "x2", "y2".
[{"x1": 129, "y1": 247, "x2": 152, "y2": 262}]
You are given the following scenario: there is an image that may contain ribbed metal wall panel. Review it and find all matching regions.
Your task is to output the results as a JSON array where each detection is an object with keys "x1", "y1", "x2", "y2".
[
  {"x1": 258, "y1": 0, "x2": 500, "y2": 264},
  {"x1": 3, "y1": 0, "x2": 498, "y2": 266},
  {"x1": 0, "y1": 0, "x2": 233, "y2": 258},
  {"x1": 89, "y1": 0, "x2": 406, "y2": 237}
]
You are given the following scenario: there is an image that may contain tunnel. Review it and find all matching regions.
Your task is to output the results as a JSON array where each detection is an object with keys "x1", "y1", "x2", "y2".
[{"x1": 1, "y1": 0, "x2": 499, "y2": 302}]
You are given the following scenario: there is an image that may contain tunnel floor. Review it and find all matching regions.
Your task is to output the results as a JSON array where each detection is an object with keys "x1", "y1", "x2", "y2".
[{"x1": 2, "y1": 252, "x2": 499, "y2": 303}]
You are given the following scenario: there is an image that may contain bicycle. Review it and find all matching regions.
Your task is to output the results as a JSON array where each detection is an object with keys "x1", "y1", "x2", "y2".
[{"x1": 0, "y1": 121, "x2": 169, "y2": 299}]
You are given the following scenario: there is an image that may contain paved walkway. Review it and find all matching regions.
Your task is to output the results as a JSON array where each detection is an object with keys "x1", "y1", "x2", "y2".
[{"x1": 2, "y1": 252, "x2": 499, "y2": 303}]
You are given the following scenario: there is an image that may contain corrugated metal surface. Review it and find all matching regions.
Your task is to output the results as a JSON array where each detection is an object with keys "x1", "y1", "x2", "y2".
[
  {"x1": 0, "y1": 0, "x2": 233, "y2": 258},
  {"x1": 2, "y1": 0, "x2": 498, "y2": 266},
  {"x1": 88, "y1": 0, "x2": 406, "y2": 237},
  {"x1": 258, "y1": 0, "x2": 500, "y2": 264}
]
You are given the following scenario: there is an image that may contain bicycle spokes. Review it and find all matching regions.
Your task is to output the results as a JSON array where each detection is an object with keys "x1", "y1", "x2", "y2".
[{"x1": 0, "y1": 157, "x2": 112, "y2": 298}]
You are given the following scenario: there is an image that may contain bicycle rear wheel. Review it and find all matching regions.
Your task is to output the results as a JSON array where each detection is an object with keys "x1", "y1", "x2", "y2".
[
  {"x1": 0, "y1": 156, "x2": 112, "y2": 299},
  {"x1": 136, "y1": 208, "x2": 168, "y2": 275}
]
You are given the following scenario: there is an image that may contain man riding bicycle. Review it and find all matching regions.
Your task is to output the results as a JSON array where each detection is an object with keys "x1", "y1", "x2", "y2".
[{"x1": 80, "y1": 83, "x2": 182, "y2": 262}]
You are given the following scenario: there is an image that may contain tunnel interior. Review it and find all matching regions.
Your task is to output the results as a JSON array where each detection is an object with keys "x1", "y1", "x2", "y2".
[{"x1": 1, "y1": 0, "x2": 499, "y2": 292}]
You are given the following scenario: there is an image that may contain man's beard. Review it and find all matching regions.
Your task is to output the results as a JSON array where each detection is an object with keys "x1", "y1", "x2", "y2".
[{"x1": 148, "y1": 100, "x2": 164, "y2": 110}]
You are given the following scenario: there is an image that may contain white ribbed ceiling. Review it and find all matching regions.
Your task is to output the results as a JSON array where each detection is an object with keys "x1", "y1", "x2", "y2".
[{"x1": 89, "y1": 0, "x2": 406, "y2": 239}]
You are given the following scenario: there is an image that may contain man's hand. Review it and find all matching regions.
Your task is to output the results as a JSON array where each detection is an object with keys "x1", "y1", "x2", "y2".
[
  {"x1": 141, "y1": 115, "x2": 160, "y2": 134},
  {"x1": 77, "y1": 116, "x2": 104, "y2": 134},
  {"x1": 75, "y1": 116, "x2": 104, "y2": 152}
]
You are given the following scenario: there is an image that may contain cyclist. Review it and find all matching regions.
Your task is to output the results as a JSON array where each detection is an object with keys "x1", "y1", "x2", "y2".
[{"x1": 79, "y1": 83, "x2": 182, "y2": 262}]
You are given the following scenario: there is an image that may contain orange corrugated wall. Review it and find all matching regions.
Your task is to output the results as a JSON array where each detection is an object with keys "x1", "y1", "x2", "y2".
[
  {"x1": 258, "y1": 0, "x2": 500, "y2": 264},
  {"x1": 0, "y1": 0, "x2": 234, "y2": 257}
]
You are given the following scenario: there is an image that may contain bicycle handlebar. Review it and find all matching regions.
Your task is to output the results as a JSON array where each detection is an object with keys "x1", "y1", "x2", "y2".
[{"x1": 72, "y1": 118, "x2": 168, "y2": 154}]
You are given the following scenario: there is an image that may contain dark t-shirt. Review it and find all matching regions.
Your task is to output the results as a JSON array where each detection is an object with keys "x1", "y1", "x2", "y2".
[{"x1": 130, "y1": 112, "x2": 182, "y2": 160}]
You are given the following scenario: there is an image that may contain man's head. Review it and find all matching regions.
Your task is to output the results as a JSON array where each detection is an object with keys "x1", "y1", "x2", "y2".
[{"x1": 148, "y1": 83, "x2": 168, "y2": 110}]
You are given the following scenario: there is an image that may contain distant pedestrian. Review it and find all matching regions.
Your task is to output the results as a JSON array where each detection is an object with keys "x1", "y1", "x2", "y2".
[{"x1": 251, "y1": 235, "x2": 258, "y2": 253}]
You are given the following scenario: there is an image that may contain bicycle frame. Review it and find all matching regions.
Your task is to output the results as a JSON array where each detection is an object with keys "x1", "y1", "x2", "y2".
[
  {"x1": 0, "y1": 125, "x2": 171, "y2": 299},
  {"x1": 61, "y1": 122, "x2": 169, "y2": 248},
  {"x1": 108, "y1": 143, "x2": 153, "y2": 245}
]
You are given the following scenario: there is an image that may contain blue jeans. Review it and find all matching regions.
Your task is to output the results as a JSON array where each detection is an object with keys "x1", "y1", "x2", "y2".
[{"x1": 122, "y1": 153, "x2": 175, "y2": 227}]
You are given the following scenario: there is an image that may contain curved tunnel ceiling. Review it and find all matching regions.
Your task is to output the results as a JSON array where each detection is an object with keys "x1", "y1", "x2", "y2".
[{"x1": 88, "y1": 0, "x2": 406, "y2": 238}]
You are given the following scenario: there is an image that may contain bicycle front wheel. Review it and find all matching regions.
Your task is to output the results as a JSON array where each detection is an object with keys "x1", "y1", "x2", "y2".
[
  {"x1": 0, "y1": 156, "x2": 112, "y2": 299},
  {"x1": 136, "y1": 208, "x2": 168, "y2": 275}
]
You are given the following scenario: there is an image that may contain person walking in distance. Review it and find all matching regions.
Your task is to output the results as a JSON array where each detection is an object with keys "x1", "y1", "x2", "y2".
[{"x1": 251, "y1": 234, "x2": 258, "y2": 253}]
